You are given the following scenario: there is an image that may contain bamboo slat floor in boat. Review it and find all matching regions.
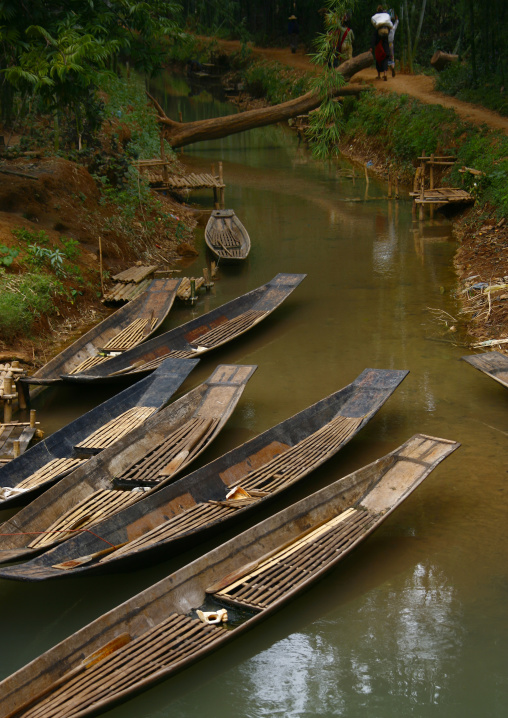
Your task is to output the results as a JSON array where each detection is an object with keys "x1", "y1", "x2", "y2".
[
  {"x1": 69, "y1": 355, "x2": 110, "y2": 375},
  {"x1": 239, "y1": 415, "x2": 363, "y2": 493},
  {"x1": 101, "y1": 317, "x2": 158, "y2": 351},
  {"x1": 98, "y1": 415, "x2": 364, "y2": 562},
  {"x1": 208, "y1": 226, "x2": 242, "y2": 249},
  {"x1": 189, "y1": 310, "x2": 267, "y2": 349},
  {"x1": 114, "y1": 416, "x2": 219, "y2": 487},
  {"x1": 18, "y1": 613, "x2": 224, "y2": 718},
  {"x1": 28, "y1": 489, "x2": 142, "y2": 549},
  {"x1": 15, "y1": 458, "x2": 88, "y2": 491},
  {"x1": 74, "y1": 407, "x2": 158, "y2": 454},
  {"x1": 213, "y1": 508, "x2": 375, "y2": 610}
]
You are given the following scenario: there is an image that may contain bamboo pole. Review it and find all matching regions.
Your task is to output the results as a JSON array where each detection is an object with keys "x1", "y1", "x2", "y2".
[
  {"x1": 99, "y1": 237, "x2": 104, "y2": 298},
  {"x1": 218, "y1": 161, "x2": 224, "y2": 208}
]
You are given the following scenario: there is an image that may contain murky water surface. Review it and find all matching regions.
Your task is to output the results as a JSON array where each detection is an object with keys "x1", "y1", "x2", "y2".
[{"x1": 0, "y1": 76, "x2": 506, "y2": 717}]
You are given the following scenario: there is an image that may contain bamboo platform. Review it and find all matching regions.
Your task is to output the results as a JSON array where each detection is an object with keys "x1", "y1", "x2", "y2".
[
  {"x1": 103, "y1": 279, "x2": 153, "y2": 305},
  {"x1": 134, "y1": 163, "x2": 225, "y2": 193},
  {"x1": 411, "y1": 152, "x2": 473, "y2": 217},
  {"x1": 112, "y1": 266, "x2": 158, "y2": 284},
  {"x1": 410, "y1": 187, "x2": 473, "y2": 205},
  {"x1": 176, "y1": 277, "x2": 206, "y2": 302}
]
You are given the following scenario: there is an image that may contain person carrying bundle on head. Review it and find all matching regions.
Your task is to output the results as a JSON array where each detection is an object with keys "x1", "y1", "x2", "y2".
[
  {"x1": 387, "y1": 9, "x2": 399, "y2": 77},
  {"x1": 370, "y1": 5, "x2": 393, "y2": 81}
]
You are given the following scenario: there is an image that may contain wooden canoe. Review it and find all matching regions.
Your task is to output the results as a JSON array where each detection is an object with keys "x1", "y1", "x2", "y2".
[
  {"x1": 23, "y1": 277, "x2": 182, "y2": 387},
  {"x1": 54, "y1": 273, "x2": 306, "y2": 385},
  {"x1": 205, "y1": 209, "x2": 251, "y2": 262},
  {"x1": 0, "y1": 358, "x2": 198, "y2": 510},
  {"x1": 0, "y1": 434, "x2": 459, "y2": 718},
  {"x1": 0, "y1": 368, "x2": 408, "y2": 580},
  {"x1": 461, "y1": 351, "x2": 508, "y2": 389},
  {"x1": 0, "y1": 364, "x2": 256, "y2": 564}
]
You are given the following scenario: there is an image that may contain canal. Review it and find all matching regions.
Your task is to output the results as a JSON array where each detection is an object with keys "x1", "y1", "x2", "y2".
[{"x1": 0, "y1": 74, "x2": 506, "y2": 717}]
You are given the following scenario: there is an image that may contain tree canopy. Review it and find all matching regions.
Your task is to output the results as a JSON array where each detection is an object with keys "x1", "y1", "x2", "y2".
[{"x1": 0, "y1": 0, "x2": 181, "y2": 124}]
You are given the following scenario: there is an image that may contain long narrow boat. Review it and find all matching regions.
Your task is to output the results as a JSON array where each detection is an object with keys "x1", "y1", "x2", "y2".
[
  {"x1": 23, "y1": 277, "x2": 182, "y2": 387},
  {"x1": 51, "y1": 273, "x2": 305, "y2": 385},
  {"x1": 0, "y1": 368, "x2": 407, "y2": 580},
  {"x1": 0, "y1": 358, "x2": 198, "y2": 510},
  {"x1": 0, "y1": 434, "x2": 459, "y2": 718},
  {"x1": 0, "y1": 364, "x2": 256, "y2": 564},
  {"x1": 205, "y1": 209, "x2": 251, "y2": 262},
  {"x1": 461, "y1": 351, "x2": 508, "y2": 389}
]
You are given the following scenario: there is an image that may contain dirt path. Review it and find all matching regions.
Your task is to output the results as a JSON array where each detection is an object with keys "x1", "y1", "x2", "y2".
[{"x1": 213, "y1": 39, "x2": 508, "y2": 134}]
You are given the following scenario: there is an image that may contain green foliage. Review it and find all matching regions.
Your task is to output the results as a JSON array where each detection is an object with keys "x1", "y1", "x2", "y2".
[
  {"x1": 343, "y1": 91, "x2": 508, "y2": 217},
  {"x1": 0, "y1": 269, "x2": 65, "y2": 341},
  {"x1": 244, "y1": 62, "x2": 310, "y2": 103},
  {"x1": 0, "y1": 245, "x2": 19, "y2": 267},
  {"x1": 436, "y1": 64, "x2": 508, "y2": 117},
  {"x1": 12, "y1": 227, "x2": 49, "y2": 245},
  {"x1": 60, "y1": 237, "x2": 80, "y2": 260}
]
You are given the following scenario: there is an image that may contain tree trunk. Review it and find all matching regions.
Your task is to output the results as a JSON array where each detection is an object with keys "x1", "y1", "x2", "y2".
[
  {"x1": 430, "y1": 51, "x2": 459, "y2": 72},
  {"x1": 152, "y1": 51, "x2": 373, "y2": 149}
]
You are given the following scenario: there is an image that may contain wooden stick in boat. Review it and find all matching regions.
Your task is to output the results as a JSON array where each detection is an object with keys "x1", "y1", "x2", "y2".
[
  {"x1": 4, "y1": 634, "x2": 132, "y2": 718},
  {"x1": 206, "y1": 510, "x2": 356, "y2": 595}
]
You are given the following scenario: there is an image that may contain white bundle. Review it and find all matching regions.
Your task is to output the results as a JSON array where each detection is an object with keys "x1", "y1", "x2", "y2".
[{"x1": 371, "y1": 12, "x2": 393, "y2": 28}]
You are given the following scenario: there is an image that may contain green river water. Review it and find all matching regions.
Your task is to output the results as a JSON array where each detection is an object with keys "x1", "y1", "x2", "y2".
[{"x1": 0, "y1": 74, "x2": 506, "y2": 717}]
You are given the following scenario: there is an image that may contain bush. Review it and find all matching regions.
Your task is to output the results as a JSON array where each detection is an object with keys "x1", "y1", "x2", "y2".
[{"x1": 0, "y1": 271, "x2": 65, "y2": 341}]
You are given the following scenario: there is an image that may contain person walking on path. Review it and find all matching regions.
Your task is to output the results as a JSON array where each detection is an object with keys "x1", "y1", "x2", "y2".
[
  {"x1": 333, "y1": 14, "x2": 354, "y2": 67},
  {"x1": 371, "y1": 5, "x2": 392, "y2": 81},
  {"x1": 387, "y1": 9, "x2": 399, "y2": 77},
  {"x1": 288, "y1": 15, "x2": 299, "y2": 54}
]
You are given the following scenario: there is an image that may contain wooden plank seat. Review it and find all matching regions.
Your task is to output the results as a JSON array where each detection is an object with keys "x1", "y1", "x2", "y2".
[
  {"x1": 28, "y1": 489, "x2": 142, "y2": 549},
  {"x1": 74, "y1": 407, "x2": 158, "y2": 454},
  {"x1": 19, "y1": 613, "x2": 224, "y2": 718},
  {"x1": 189, "y1": 310, "x2": 267, "y2": 349},
  {"x1": 99, "y1": 414, "x2": 364, "y2": 563},
  {"x1": 15, "y1": 458, "x2": 88, "y2": 491},
  {"x1": 113, "y1": 416, "x2": 219, "y2": 488},
  {"x1": 210, "y1": 508, "x2": 376, "y2": 611},
  {"x1": 100, "y1": 317, "x2": 158, "y2": 352}
]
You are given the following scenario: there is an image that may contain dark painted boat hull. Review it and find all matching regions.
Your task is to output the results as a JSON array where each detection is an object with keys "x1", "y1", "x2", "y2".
[
  {"x1": 461, "y1": 351, "x2": 508, "y2": 388},
  {"x1": 59, "y1": 273, "x2": 306, "y2": 384},
  {"x1": 23, "y1": 278, "x2": 181, "y2": 386},
  {"x1": 0, "y1": 368, "x2": 408, "y2": 580},
  {"x1": 0, "y1": 358, "x2": 199, "y2": 510},
  {"x1": 0, "y1": 434, "x2": 459, "y2": 718}
]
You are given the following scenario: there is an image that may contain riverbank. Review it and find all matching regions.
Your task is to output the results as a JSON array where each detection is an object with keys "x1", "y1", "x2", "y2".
[
  {"x1": 210, "y1": 49, "x2": 507, "y2": 350},
  {"x1": 0, "y1": 73, "x2": 196, "y2": 367}
]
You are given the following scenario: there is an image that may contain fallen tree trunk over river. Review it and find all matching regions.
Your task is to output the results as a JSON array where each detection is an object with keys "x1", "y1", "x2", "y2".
[{"x1": 151, "y1": 51, "x2": 373, "y2": 149}]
